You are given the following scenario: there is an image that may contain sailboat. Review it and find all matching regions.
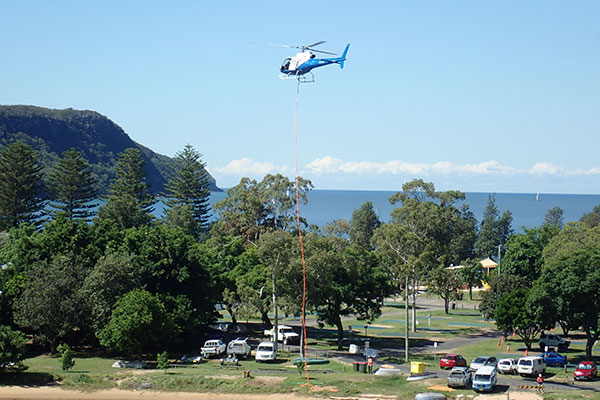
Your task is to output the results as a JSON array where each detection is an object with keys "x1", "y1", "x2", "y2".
[{"x1": 536, "y1": 193, "x2": 540, "y2": 202}]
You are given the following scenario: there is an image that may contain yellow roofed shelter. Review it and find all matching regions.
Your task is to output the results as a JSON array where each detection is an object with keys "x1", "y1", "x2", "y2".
[{"x1": 480, "y1": 257, "x2": 498, "y2": 276}]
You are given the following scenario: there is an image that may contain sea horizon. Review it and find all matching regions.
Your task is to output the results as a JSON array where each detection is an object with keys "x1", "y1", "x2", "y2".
[{"x1": 199, "y1": 189, "x2": 600, "y2": 232}]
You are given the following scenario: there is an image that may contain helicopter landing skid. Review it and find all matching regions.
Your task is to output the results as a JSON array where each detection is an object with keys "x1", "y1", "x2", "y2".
[{"x1": 278, "y1": 72, "x2": 315, "y2": 83}]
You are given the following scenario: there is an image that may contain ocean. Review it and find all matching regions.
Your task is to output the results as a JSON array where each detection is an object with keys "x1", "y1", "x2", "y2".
[{"x1": 162, "y1": 190, "x2": 600, "y2": 232}]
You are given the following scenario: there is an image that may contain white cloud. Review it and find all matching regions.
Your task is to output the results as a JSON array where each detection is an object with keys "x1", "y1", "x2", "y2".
[
  {"x1": 529, "y1": 162, "x2": 564, "y2": 175},
  {"x1": 210, "y1": 157, "x2": 292, "y2": 176},
  {"x1": 210, "y1": 156, "x2": 600, "y2": 193},
  {"x1": 305, "y1": 157, "x2": 518, "y2": 176}
]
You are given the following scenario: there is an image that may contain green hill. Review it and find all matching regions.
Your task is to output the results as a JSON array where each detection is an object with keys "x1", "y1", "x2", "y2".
[{"x1": 0, "y1": 105, "x2": 219, "y2": 194}]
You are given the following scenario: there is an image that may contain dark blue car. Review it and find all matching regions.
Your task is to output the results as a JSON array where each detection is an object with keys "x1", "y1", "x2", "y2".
[{"x1": 541, "y1": 351, "x2": 567, "y2": 367}]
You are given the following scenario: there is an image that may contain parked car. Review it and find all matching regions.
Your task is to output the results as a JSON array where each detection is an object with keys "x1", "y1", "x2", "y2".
[
  {"x1": 264, "y1": 324, "x2": 300, "y2": 344},
  {"x1": 538, "y1": 332, "x2": 570, "y2": 351},
  {"x1": 255, "y1": 341, "x2": 276, "y2": 362},
  {"x1": 517, "y1": 356, "x2": 546, "y2": 377},
  {"x1": 227, "y1": 337, "x2": 251, "y2": 359},
  {"x1": 447, "y1": 366, "x2": 472, "y2": 388},
  {"x1": 497, "y1": 358, "x2": 518, "y2": 374},
  {"x1": 574, "y1": 361, "x2": 597, "y2": 381},
  {"x1": 472, "y1": 365, "x2": 498, "y2": 392},
  {"x1": 540, "y1": 351, "x2": 567, "y2": 367},
  {"x1": 200, "y1": 339, "x2": 226, "y2": 358},
  {"x1": 470, "y1": 356, "x2": 498, "y2": 371},
  {"x1": 440, "y1": 354, "x2": 467, "y2": 369}
]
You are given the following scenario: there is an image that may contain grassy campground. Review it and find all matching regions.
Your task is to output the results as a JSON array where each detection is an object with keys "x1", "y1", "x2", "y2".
[{"x1": 3, "y1": 298, "x2": 600, "y2": 400}]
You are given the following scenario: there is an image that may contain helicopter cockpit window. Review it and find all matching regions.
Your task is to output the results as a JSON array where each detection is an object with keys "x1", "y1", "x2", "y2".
[{"x1": 280, "y1": 58, "x2": 291, "y2": 71}]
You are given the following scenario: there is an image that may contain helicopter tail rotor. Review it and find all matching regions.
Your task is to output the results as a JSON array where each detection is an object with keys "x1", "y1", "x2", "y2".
[{"x1": 339, "y1": 44, "x2": 350, "y2": 69}]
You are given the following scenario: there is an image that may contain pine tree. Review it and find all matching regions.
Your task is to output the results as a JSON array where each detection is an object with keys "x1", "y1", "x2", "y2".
[
  {"x1": 96, "y1": 148, "x2": 155, "y2": 229},
  {"x1": 47, "y1": 148, "x2": 97, "y2": 221},
  {"x1": 163, "y1": 144, "x2": 211, "y2": 237},
  {"x1": 0, "y1": 142, "x2": 45, "y2": 230}
]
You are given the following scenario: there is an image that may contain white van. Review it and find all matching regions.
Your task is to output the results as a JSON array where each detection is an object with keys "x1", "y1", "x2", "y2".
[
  {"x1": 517, "y1": 356, "x2": 546, "y2": 377},
  {"x1": 255, "y1": 341, "x2": 276, "y2": 362},
  {"x1": 472, "y1": 365, "x2": 497, "y2": 392}
]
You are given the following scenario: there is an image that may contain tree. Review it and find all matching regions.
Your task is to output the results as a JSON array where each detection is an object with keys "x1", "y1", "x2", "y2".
[
  {"x1": 96, "y1": 148, "x2": 155, "y2": 229},
  {"x1": 428, "y1": 266, "x2": 463, "y2": 314},
  {"x1": 544, "y1": 207, "x2": 564, "y2": 229},
  {"x1": 157, "y1": 350, "x2": 169, "y2": 373},
  {"x1": 495, "y1": 288, "x2": 541, "y2": 350},
  {"x1": 0, "y1": 325, "x2": 27, "y2": 372},
  {"x1": 579, "y1": 205, "x2": 600, "y2": 228},
  {"x1": 372, "y1": 179, "x2": 476, "y2": 331},
  {"x1": 479, "y1": 273, "x2": 527, "y2": 320},
  {"x1": 0, "y1": 142, "x2": 45, "y2": 230},
  {"x1": 535, "y1": 223, "x2": 600, "y2": 356},
  {"x1": 14, "y1": 254, "x2": 89, "y2": 353},
  {"x1": 81, "y1": 252, "x2": 140, "y2": 334},
  {"x1": 163, "y1": 145, "x2": 212, "y2": 238},
  {"x1": 98, "y1": 289, "x2": 173, "y2": 356},
  {"x1": 474, "y1": 194, "x2": 513, "y2": 259},
  {"x1": 350, "y1": 202, "x2": 380, "y2": 249},
  {"x1": 57, "y1": 343, "x2": 75, "y2": 371},
  {"x1": 500, "y1": 226, "x2": 558, "y2": 285},
  {"x1": 458, "y1": 259, "x2": 483, "y2": 300},
  {"x1": 213, "y1": 174, "x2": 312, "y2": 243},
  {"x1": 292, "y1": 234, "x2": 391, "y2": 349},
  {"x1": 46, "y1": 148, "x2": 97, "y2": 221}
]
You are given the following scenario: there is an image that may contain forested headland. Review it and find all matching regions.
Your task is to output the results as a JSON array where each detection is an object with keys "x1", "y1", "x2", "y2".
[{"x1": 0, "y1": 105, "x2": 219, "y2": 194}]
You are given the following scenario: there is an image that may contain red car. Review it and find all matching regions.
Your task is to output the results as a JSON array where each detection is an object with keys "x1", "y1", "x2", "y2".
[
  {"x1": 574, "y1": 361, "x2": 597, "y2": 381},
  {"x1": 440, "y1": 354, "x2": 467, "y2": 369}
]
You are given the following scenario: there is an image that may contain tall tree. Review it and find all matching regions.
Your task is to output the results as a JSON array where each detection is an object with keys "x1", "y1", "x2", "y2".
[
  {"x1": 544, "y1": 206, "x2": 564, "y2": 229},
  {"x1": 13, "y1": 253, "x2": 89, "y2": 353},
  {"x1": 350, "y1": 201, "x2": 380, "y2": 249},
  {"x1": 579, "y1": 205, "x2": 600, "y2": 228},
  {"x1": 213, "y1": 174, "x2": 312, "y2": 243},
  {"x1": 163, "y1": 144, "x2": 212, "y2": 238},
  {"x1": 46, "y1": 148, "x2": 97, "y2": 221},
  {"x1": 96, "y1": 148, "x2": 155, "y2": 229},
  {"x1": 372, "y1": 179, "x2": 476, "y2": 331},
  {"x1": 0, "y1": 142, "x2": 45, "y2": 230},
  {"x1": 297, "y1": 234, "x2": 391, "y2": 349},
  {"x1": 495, "y1": 288, "x2": 541, "y2": 350},
  {"x1": 535, "y1": 223, "x2": 600, "y2": 357},
  {"x1": 501, "y1": 226, "x2": 558, "y2": 284},
  {"x1": 474, "y1": 194, "x2": 513, "y2": 259}
]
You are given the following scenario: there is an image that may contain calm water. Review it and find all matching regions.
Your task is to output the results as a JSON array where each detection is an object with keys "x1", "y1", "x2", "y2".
[{"x1": 155, "y1": 190, "x2": 600, "y2": 232}]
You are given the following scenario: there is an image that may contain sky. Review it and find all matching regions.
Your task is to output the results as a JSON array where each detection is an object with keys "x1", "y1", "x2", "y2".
[{"x1": 1, "y1": 1, "x2": 599, "y2": 194}]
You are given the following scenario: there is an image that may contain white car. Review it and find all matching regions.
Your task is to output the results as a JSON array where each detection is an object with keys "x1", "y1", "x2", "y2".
[
  {"x1": 538, "y1": 332, "x2": 570, "y2": 351},
  {"x1": 517, "y1": 356, "x2": 546, "y2": 377},
  {"x1": 200, "y1": 339, "x2": 226, "y2": 358},
  {"x1": 497, "y1": 358, "x2": 517, "y2": 374},
  {"x1": 255, "y1": 341, "x2": 276, "y2": 362},
  {"x1": 470, "y1": 356, "x2": 498, "y2": 371},
  {"x1": 227, "y1": 337, "x2": 251, "y2": 359}
]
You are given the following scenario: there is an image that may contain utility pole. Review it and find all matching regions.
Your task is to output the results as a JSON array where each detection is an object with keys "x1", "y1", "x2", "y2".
[
  {"x1": 497, "y1": 244, "x2": 502, "y2": 274},
  {"x1": 272, "y1": 268, "x2": 278, "y2": 353},
  {"x1": 405, "y1": 276, "x2": 409, "y2": 362}
]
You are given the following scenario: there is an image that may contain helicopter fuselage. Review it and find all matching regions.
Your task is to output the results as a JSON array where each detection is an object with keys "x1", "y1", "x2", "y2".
[{"x1": 280, "y1": 44, "x2": 349, "y2": 77}]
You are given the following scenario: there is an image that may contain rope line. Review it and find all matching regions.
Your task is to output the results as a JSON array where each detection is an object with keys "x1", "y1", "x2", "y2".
[{"x1": 294, "y1": 79, "x2": 310, "y2": 386}]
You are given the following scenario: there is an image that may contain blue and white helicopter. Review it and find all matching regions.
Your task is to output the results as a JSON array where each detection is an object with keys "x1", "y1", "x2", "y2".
[{"x1": 279, "y1": 41, "x2": 350, "y2": 82}]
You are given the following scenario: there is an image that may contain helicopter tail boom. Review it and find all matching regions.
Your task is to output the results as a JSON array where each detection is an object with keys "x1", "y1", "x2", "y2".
[{"x1": 339, "y1": 44, "x2": 350, "y2": 69}]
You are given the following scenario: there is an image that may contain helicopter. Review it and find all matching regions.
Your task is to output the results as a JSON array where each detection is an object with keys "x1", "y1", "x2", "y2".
[{"x1": 279, "y1": 41, "x2": 350, "y2": 82}]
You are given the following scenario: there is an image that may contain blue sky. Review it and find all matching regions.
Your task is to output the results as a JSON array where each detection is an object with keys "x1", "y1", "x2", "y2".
[{"x1": 2, "y1": 1, "x2": 599, "y2": 194}]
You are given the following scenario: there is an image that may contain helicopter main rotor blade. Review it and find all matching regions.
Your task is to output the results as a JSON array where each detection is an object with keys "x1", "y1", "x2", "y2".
[
  {"x1": 304, "y1": 40, "x2": 326, "y2": 49},
  {"x1": 307, "y1": 49, "x2": 338, "y2": 56}
]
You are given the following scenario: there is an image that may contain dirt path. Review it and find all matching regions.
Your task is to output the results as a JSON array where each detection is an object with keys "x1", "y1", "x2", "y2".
[
  {"x1": 0, "y1": 387, "x2": 309, "y2": 400},
  {"x1": 0, "y1": 386, "x2": 544, "y2": 400}
]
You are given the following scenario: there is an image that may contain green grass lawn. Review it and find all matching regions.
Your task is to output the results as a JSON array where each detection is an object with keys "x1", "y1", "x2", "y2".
[{"x1": 5, "y1": 295, "x2": 600, "y2": 399}]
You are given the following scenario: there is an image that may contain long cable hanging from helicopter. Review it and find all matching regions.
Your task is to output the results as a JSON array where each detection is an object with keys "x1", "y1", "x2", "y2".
[{"x1": 278, "y1": 40, "x2": 350, "y2": 387}]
